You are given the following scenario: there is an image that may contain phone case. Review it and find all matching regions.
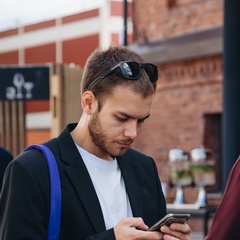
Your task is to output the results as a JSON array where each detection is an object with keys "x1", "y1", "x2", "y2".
[{"x1": 148, "y1": 213, "x2": 191, "y2": 231}]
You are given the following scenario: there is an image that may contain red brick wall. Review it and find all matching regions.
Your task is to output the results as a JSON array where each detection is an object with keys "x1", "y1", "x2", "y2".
[
  {"x1": 25, "y1": 43, "x2": 56, "y2": 64},
  {"x1": 24, "y1": 20, "x2": 55, "y2": 33},
  {"x1": 62, "y1": 9, "x2": 99, "y2": 24},
  {"x1": 131, "y1": 0, "x2": 224, "y2": 206},
  {"x1": 26, "y1": 129, "x2": 51, "y2": 146},
  {"x1": 133, "y1": 55, "x2": 222, "y2": 181},
  {"x1": 133, "y1": 0, "x2": 223, "y2": 43},
  {"x1": 0, "y1": 50, "x2": 18, "y2": 64},
  {"x1": 25, "y1": 100, "x2": 50, "y2": 112},
  {"x1": 62, "y1": 35, "x2": 99, "y2": 67}
]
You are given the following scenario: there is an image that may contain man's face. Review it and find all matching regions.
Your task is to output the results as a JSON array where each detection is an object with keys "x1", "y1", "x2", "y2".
[{"x1": 88, "y1": 85, "x2": 153, "y2": 159}]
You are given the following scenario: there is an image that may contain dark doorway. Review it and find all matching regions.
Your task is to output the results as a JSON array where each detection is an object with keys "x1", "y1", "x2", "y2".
[{"x1": 203, "y1": 113, "x2": 222, "y2": 192}]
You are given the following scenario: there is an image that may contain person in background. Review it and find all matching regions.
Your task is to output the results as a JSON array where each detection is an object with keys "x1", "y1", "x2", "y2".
[
  {"x1": 0, "y1": 45, "x2": 191, "y2": 240},
  {"x1": 0, "y1": 145, "x2": 13, "y2": 191},
  {"x1": 206, "y1": 155, "x2": 240, "y2": 240}
]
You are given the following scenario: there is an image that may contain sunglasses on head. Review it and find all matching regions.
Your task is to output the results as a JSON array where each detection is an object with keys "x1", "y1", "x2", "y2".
[{"x1": 86, "y1": 61, "x2": 158, "y2": 91}]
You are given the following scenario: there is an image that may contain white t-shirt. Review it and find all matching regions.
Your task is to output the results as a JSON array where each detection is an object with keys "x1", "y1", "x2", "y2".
[{"x1": 76, "y1": 144, "x2": 133, "y2": 230}]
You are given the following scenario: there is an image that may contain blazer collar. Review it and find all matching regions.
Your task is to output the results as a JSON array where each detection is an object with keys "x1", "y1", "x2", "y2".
[
  {"x1": 117, "y1": 156, "x2": 143, "y2": 218},
  {"x1": 57, "y1": 124, "x2": 106, "y2": 233}
]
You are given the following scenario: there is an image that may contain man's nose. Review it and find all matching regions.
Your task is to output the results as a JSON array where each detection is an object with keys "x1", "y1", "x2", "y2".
[{"x1": 123, "y1": 121, "x2": 138, "y2": 140}]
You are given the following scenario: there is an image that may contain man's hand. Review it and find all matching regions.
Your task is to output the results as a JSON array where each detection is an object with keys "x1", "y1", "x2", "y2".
[
  {"x1": 160, "y1": 223, "x2": 191, "y2": 240},
  {"x1": 114, "y1": 217, "x2": 164, "y2": 240}
]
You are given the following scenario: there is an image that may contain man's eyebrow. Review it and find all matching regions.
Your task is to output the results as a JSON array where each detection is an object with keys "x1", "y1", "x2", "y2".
[{"x1": 117, "y1": 111, "x2": 151, "y2": 121}]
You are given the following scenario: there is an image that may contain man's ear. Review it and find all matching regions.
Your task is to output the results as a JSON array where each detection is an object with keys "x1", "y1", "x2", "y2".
[{"x1": 81, "y1": 91, "x2": 96, "y2": 115}]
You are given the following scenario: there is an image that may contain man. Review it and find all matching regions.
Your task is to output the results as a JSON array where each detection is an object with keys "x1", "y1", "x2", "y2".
[{"x1": 0, "y1": 46, "x2": 191, "y2": 239}]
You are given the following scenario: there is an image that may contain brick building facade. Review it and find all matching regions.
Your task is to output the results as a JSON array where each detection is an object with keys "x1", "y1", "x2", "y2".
[{"x1": 131, "y1": 0, "x2": 224, "y2": 203}]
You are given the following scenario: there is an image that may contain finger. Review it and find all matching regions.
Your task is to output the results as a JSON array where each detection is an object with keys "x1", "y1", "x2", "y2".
[
  {"x1": 136, "y1": 229, "x2": 164, "y2": 240},
  {"x1": 160, "y1": 224, "x2": 191, "y2": 240},
  {"x1": 170, "y1": 223, "x2": 191, "y2": 234},
  {"x1": 132, "y1": 218, "x2": 149, "y2": 231},
  {"x1": 163, "y1": 234, "x2": 179, "y2": 240},
  {"x1": 121, "y1": 217, "x2": 149, "y2": 231}
]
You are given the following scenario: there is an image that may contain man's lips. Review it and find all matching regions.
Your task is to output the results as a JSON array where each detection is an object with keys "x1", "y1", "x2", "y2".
[{"x1": 116, "y1": 141, "x2": 133, "y2": 148}]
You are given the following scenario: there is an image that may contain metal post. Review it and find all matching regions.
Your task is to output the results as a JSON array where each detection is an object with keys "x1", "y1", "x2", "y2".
[
  {"x1": 222, "y1": 0, "x2": 240, "y2": 188},
  {"x1": 123, "y1": 0, "x2": 128, "y2": 46}
]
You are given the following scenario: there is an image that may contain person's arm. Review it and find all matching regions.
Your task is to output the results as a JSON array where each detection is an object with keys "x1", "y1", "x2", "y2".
[
  {"x1": 0, "y1": 158, "x2": 49, "y2": 240},
  {"x1": 0, "y1": 146, "x2": 13, "y2": 190},
  {"x1": 206, "y1": 156, "x2": 240, "y2": 240}
]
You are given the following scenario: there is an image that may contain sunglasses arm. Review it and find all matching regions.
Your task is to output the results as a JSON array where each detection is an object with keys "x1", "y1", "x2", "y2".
[{"x1": 86, "y1": 68, "x2": 114, "y2": 91}]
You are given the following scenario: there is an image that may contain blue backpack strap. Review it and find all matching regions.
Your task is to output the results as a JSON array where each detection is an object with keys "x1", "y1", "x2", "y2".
[{"x1": 24, "y1": 144, "x2": 61, "y2": 240}]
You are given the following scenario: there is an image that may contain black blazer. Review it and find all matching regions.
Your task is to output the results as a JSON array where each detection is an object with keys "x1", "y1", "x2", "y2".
[
  {"x1": 0, "y1": 146, "x2": 13, "y2": 191},
  {"x1": 0, "y1": 123, "x2": 166, "y2": 240}
]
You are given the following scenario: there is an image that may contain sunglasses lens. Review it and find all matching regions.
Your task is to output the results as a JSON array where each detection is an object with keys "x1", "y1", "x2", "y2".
[
  {"x1": 144, "y1": 64, "x2": 158, "y2": 82},
  {"x1": 120, "y1": 62, "x2": 140, "y2": 79}
]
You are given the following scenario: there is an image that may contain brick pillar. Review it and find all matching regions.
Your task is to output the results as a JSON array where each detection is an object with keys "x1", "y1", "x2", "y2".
[{"x1": 223, "y1": 0, "x2": 240, "y2": 187}]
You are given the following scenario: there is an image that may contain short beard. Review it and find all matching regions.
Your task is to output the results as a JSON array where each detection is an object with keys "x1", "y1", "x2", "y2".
[{"x1": 88, "y1": 109, "x2": 111, "y2": 157}]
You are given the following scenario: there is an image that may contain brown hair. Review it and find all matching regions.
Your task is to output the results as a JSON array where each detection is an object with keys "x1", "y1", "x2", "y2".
[{"x1": 81, "y1": 45, "x2": 157, "y2": 101}]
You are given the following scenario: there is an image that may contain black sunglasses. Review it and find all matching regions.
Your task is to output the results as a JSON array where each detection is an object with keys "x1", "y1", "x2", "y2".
[{"x1": 86, "y1": 61, "x2": 158, "y2": 91}]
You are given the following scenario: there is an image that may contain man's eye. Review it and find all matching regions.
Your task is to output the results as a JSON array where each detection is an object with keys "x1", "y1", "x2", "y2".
[
  {"x1": 116, "y1": 116, "x2": 127, "y2": 122},
  {"x1": 138, "y1": 119, "x2": 145, "y2": 124}
]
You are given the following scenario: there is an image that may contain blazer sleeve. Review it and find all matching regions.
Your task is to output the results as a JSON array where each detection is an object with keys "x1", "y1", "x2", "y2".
[
  {"x1": 0, "y1": 146, "x2": 13, "y2": 190},
  {"x1": 206, "y1": 156, "x2": 240, "y2": 240},
  {"x1": 0, "y1": 152, "x2": 50, "y2": 240}
]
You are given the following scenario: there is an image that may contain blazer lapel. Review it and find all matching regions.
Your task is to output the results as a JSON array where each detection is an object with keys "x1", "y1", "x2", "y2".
[
  {"x1": 57, "y1": 124, "x2": 106, "y2": 233},
  {"x1": 117, "y1": 156, "x2": 144, "y2": 218},
  {"x1": 65, "y1": 161, "x2": 106, "y2": 233}
]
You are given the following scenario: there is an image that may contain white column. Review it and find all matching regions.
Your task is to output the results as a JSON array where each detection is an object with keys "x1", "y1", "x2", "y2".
[
  {"x1": 18, "y1": 27, "x2": 25, "y2": 65},
  {"x1": 55, "y1": 18, "x2": 62, "y2": 63},
  {"x1": 99, "y1": 0, "x2": 111, "y2": 48}
]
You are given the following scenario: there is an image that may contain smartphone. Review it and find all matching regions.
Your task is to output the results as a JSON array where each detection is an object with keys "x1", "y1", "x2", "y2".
[{"x1": 148, "y1": 213, "x2": 191, "y2": 232}]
